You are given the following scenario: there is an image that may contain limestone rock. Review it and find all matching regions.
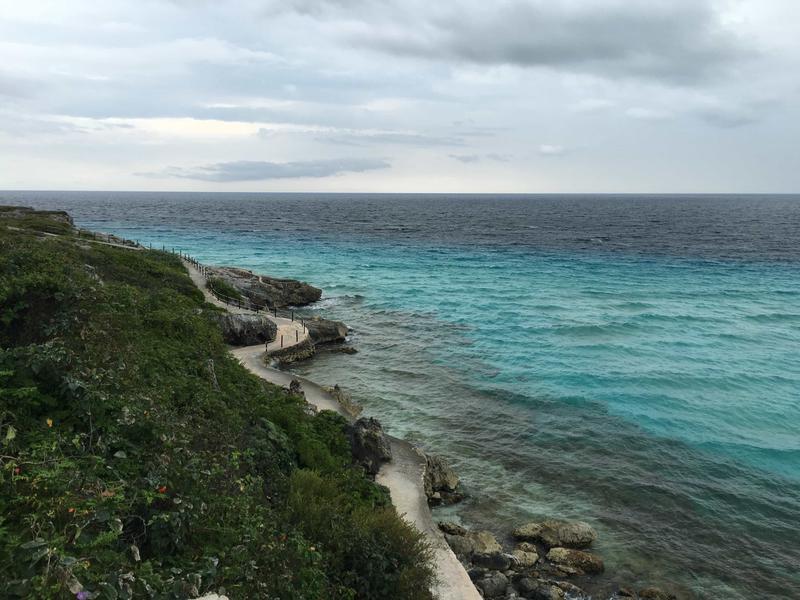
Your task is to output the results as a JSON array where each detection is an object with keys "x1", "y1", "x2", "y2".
[
  {"x1": 305, "y1": 317, "x2": 349, "y2": 345},
  {"x1": 423, "y1": 453, "x2": 461, "y2": 505},
  {"x1": 511, "y1": 549, "x2": 539, "y2": 569},
  {"x1": 438, "y1": 521, "x2": 468, "y2": 536},
  {"x1": 545, "y1": 547, "x2": 604, "y2": 575},
  {"x1": 207, "y1": 266, "x2": 321, "y2": 308},
  {"x1": 513, "y1": 520, "x2": 597, "y2": 549},
  {"x1": 444, "y1": 529, "x2": 501, "y2": 560},
  {"x1": 348, "y1": 417, "x2": 392, "y2": 476},
  {"x1": 476, "y1": 571, "x2": 509, "y2": 598},
  {"x1": 473, "y1": 551, "x2": 513, "y2": 571},
  {"x1": 211, "y1": 312, "x2": 277, "y2": 346},
  {"x1": 514, "y1": 578, "x2": 565, "y2": 600}
]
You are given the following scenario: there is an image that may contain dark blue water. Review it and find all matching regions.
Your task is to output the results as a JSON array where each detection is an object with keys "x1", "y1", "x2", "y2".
[{"x1": 6, "y1": 191, "x2": 800, "y2": 599}]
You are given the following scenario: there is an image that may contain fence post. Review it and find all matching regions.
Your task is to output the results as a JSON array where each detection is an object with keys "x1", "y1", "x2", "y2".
[
  {"x1": 295, "y1": 330, "x2": 298, "y2": 342},
  {"x1": 281, "y1": 335, "x2": 284, "y2": 348},
  {"x1": 291, "y1": 310, "x2": 294, "y2": 322}
]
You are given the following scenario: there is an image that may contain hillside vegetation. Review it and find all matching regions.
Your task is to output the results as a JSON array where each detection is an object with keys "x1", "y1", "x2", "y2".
[{"x1": 0, "y1": 208, "x2": 433, "y2": 599}]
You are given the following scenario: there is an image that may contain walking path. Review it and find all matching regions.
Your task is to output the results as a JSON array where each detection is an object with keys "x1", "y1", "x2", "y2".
[
  {"x1": 185, "y1": 260, "x2": 480, "y2": 599},
  {"x1": 183, "y1": 259, "x2": 309, "y2": 355},
  {"x1": 230, "y1": 345, "x2": 481, "y2": 600}
]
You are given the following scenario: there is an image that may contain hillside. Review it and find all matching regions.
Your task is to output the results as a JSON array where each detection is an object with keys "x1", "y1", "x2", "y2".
[{"x1": 0, "y1": 207, "x2": 433, "y2": 599}]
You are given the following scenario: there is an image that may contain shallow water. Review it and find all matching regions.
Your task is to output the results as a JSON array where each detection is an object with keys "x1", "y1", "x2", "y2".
[{"x1": 8, "y1": 191, "x2": 800, "y2": 599}]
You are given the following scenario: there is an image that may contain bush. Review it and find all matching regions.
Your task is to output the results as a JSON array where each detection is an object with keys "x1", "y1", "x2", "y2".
[{"x1": 206, "y1": 277, "x2": 243, "y2": 302}]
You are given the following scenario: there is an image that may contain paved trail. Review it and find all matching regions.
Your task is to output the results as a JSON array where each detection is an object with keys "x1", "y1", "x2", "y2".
[{"x1": 187, "y1": 260, "x2": 480, "y2": 600}]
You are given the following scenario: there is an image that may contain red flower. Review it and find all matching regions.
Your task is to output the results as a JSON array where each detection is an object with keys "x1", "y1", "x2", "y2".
[
  {"x1": 13, "y1": 467, "x2": 21, "y2": 475},
  {"x1": 158, "y1": 485, "x2": 167, "y2": 494}
]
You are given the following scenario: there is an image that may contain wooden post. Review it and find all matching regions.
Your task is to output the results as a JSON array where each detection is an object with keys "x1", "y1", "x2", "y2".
[
  {"x1": 281, "y1": 335, "x2": 284, "y2": 348},
  {"x1": 295, "y1": 330, "x2": 298, "y2": 342}
]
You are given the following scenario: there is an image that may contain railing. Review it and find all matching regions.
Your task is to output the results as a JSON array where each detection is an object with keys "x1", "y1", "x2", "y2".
[{"x1": 179, "y1": 253, "x2": 307, "y2": 328}]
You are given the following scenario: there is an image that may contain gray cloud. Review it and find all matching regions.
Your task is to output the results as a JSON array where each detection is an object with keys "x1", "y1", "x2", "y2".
[
  {"x1": 139, "y1": 158, "x2": 390, "y2": 181},
  {"x1": 318, "y1": 131, "x2": 465, "y2": 147},
  {"x1": 449, "y1": 154, "x2": 480, "y2": 163},
  {"x1": 343, "y1": 1, "x2": 751, "y2": 84}
]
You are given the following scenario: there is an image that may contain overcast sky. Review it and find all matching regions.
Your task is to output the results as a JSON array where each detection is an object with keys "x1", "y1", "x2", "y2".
[{"x1": 1, "y1": 0, "x2": 798, "y2": 192}]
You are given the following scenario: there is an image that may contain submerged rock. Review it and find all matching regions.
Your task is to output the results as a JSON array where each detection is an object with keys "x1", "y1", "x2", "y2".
[
  {"x1": 513, "y1": 520, "x2": 597, "y2": 549},
  {"x1": 348, "y1": 417, "x2": 392, "y2": 476},
  {"x1": 545, "y1": 547, "x2": 604, "y2": 575},
  {"x1": 211, "y1": 312, "x2": 277, "y2": 346},
  {"x1": 638, "y1": 588, "x2": 678, "y2": 600}
]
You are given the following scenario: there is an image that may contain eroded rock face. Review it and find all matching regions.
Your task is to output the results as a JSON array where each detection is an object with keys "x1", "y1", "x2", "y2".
[
  {"x1": 423, "y1": 453, "x2": 461, "y2": 505},
  {"x1": 212, "y1": 313, "x2": 278, "y2": 346},
  {"x1": 304, "y1": 317, "x2": 348, "y2": 345},
  {"x1": 348, "y1": 417, "x2": 392, "y2": 477},
  {"x1": 207, "y1": 266, "x2": 321, "y2": 308},
  {"x1": 545, "y1": 547, "x2": 604, "y2": 575},
  {"x1": 513, "y1": 520, "x2": 597, "y2": 549}
]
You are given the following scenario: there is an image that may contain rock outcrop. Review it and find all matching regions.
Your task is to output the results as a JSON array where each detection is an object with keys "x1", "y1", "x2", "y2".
[
  {"x1": 305, "y1": 316, "x2": 348, "y2": 345},
  {"x1": 211, "y1": 312, "x2": 277, "y2": 346},
  {"x1": 423, "y1": 453, "x2": 462, "y2": 505},
  {"x1": 206, "y1": 266, "x2": 321, "y2": 308},
  {"x1": 348, "y1": 417, "x2": 392, "y2": 477},
  {"x1": 545, "y1": 547, "x2": 604, "y2": 575},
  {"x1": 512, "y1": 520, "x2": 597, "y2": 549}
]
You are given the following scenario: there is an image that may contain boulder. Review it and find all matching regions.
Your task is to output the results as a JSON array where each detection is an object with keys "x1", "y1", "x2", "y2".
[
  {"x1": 445, "y1": 533, "x2": 474, "y2": 559},
  {"x1": 305, "y1": 317, "x2": 349, "y2": 345},
  {"x1": 444, "y1": 529, "x2": 501, "y2": 560},
  {"x1": 513, "y1": 520, "x2": 597, "y2": 549},
  {"x1": 423, "y1": 453, "x2": 461, "y2": 505},
  {"x1": 545, "y1": 547, "x2": 604, "y2": 575},
  {"x1": 514, "y1": 578, "x2": 564, "y2": 600},
  {"x1": 473, "y1": 552, "x2": 513, "y2": 571},
  {"x1": 348, "y1": 418, "x2": 392, "y2": 476},
  {"x1": 438, "y1": 521, "x2": 468, "y2": 536},
  {"x1": 511, "y1": 549, "x2": 539, "y2": 569},
  {"x1": 470, "y1": 530, "x2": 503, "y2": 555},
  {"x1": 475, "y1": 571, "x2": 509, "y2": 598},
  {"x1": 211, "y1": 313, "x2": 277, "y2": 346},
  {"x1": 206, "y1": 266, "x2": 321, "y2": 308}
]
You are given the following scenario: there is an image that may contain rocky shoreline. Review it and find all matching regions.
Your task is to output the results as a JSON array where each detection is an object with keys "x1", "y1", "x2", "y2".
[{"x1": 199, "y1": 261, "x2": 678, "y2": 600}]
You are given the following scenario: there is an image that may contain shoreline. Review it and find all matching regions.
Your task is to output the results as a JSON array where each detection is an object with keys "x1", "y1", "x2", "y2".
[{"x1": 186, "y1": 259, "x2": 482, "y2": 599}]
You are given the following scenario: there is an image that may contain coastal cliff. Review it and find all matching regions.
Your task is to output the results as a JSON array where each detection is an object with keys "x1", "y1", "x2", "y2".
[{"x1": 0, "y1": 208, "x2": 433, "y2": 599}]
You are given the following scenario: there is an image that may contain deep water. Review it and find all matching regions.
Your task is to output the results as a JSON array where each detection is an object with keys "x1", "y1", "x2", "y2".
[{"x1": 8, "y1": 191, "x2": 800, "y2": 599}]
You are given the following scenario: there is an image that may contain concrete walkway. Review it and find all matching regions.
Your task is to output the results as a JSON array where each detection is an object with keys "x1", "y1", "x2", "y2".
[
  {"x1": 188, "y1": 260, "x2": 480, "y2": 600},
  {"x1": 183, "y1": 259, "x2": 309, "y2": 355}
]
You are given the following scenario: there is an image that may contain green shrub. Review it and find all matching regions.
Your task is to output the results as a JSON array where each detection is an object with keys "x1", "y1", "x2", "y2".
[{"x1": 206, "y1": 277, "x2": 242, "y2": 302}]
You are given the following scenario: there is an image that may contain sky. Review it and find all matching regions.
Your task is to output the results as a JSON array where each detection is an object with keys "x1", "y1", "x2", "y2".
[{"x1": 1, "y1": 0, "x2": 798, "y2": 193}]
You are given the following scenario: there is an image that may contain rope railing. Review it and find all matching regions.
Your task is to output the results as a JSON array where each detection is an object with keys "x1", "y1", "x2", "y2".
[{"x1": 177, "y1": 251, "x2": 307, "y2": 331}]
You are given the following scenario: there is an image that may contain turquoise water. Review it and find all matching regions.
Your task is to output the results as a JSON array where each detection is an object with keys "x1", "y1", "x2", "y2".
[{"x1": 11, "y1": 192, "x2": 800, "y2": 599}]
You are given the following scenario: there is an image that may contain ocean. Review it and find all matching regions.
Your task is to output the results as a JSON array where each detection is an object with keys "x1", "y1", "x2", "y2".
[{"x1": 7, "y1": 191, "x2": 800, "y2": 599}]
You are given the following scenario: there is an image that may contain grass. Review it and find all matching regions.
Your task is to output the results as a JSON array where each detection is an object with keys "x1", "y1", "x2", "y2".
[
  {"x1": 0, "y1": 209, "x2": 434, "y2": 599},
  {"x1": 206, "y1": 277, "x2": 244, "y2": 302}
]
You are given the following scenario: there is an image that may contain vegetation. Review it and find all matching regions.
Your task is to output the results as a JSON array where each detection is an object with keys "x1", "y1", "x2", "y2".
[
  {"x1": 205, "y1": 278, "x2": 242, "y2": 302},
  {"x1": 0, "y1": 208, "x2": 433, "y2": 599}
]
